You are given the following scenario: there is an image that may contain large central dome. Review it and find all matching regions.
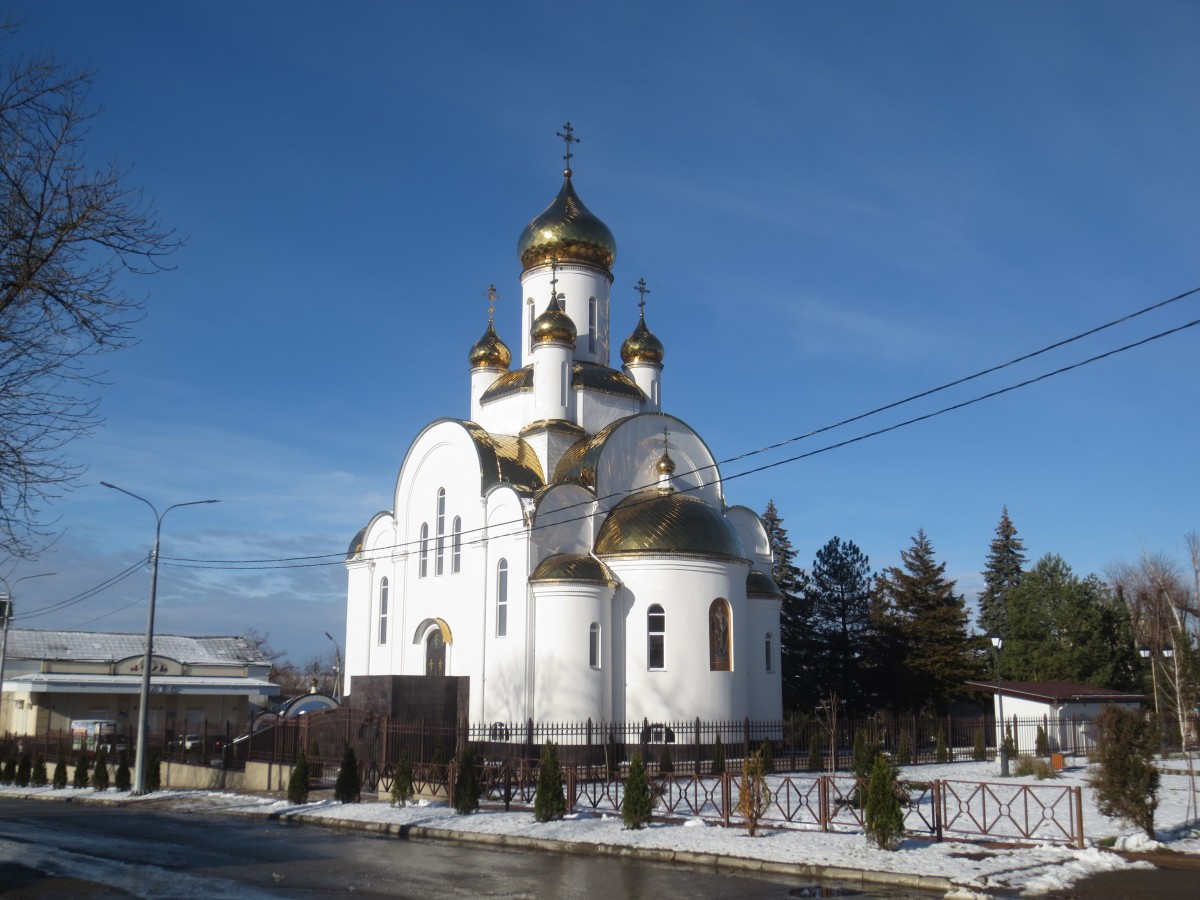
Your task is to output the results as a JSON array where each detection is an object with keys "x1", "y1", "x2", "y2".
[
  {"x1": 595, "y1": 490, "x2": 746, "y2": 560},
  {"x1": 517, "y1": 170, "x2": 616, "y2": 272}
]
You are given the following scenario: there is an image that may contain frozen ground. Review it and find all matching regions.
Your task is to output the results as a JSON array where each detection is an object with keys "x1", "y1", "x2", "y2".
[{"x1": 2, "y1": 757, "x2": 1197, "y2": 897}]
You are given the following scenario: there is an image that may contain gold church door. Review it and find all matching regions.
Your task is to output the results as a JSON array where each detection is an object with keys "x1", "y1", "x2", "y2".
[{"x1": 425, "y1": 629, "x2": 445, "y2": 676}]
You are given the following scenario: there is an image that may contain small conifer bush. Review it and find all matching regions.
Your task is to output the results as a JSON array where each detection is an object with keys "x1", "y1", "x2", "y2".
[
  {"x1": 710, "y1": 734, "x2": 726, "y2": 775},
  {"x1": 759, "y1": 739, "x2": 774, "y2": 774},
  {"x1": 146, "y1": 755, "x2": 161, "y2": 792},
  {"x1": 73, "y1": 751, "x2": 89, "y2": 788},
  {"x1": 453, "y1": 744, "x2": 480, "y2": 815},
  {"x1": 114, "y1": 753, "x2": 131, "y2": 792},
  {"x1": 91, "y1": 746, "x2": 110, "y2": 791},
  {"x1": 391, "y1": 746, "x2": 414, "y2": 807},
  {"x1": 972, "y1": 726, "x2": 987, "y2": 762},
  {"x1": 807, "y1": 733, "x2": 823, "y2": 772},
  {"x1": 31, "y1": 753, "x2": 47, "y2": 787},
  {"x1": 16, "y1": 752, "x2": 31, "y2": 787},
  {"x1": 334, "y1": 745, "x2": 360, "y2": 804},
  {"x1": 605, "y1": 732, "x2": 621, "y2": 781},
  {"x1": 935, "y1": 729, "x2": 949, "y2": 764},
  {"x1": 864, "y1": 752, "x2": 905, "y2": 849},
  {"x1": 896, "y1": 731, "x2": 911, "y2": 767},
  {"x1": 1, "y1": 755, "x2": 15, "y2": 784},
  {"x1": 736, "y1": 750, "x2": 771, "y2": 836},
  {"x1": 622, "y1": 750, "x2": 653, "y2": 830},
  {"x1": 658, "y1": 743, "x2": 674, "y2": 776},
  {"x1": 288, "y1": 750, "x2": 311, "y2": 804},
  {"x1": 533, "y1": 741, "x2": 566, "y2": 822},
  {"x1": 52, "y1": 759, "x2": 67, "y2": 789},
  {"x1": 1089, "y1": 706, "x2": 1159, "y2": 838},
  {"x1": 1013, "y1": 755, "x2": 1058, "y2": 780},
  {"x1": 1036, "y1": 725, "x2": 1050, "y2": 758}
]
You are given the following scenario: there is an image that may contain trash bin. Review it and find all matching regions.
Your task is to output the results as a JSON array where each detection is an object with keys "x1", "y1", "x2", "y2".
[{"x1": 1050, "y1": 752, "x2": 1065, "y2": 770}]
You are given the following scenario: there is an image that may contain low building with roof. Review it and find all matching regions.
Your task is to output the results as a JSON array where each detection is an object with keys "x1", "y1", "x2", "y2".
[
  {"x1": 966, "y1": 679, "x2": 1146, "y2": 755},
  {"x1": 343, "y1": 131, "x2": 784, "y2": 727},
  {"x1": 0, "y1": 628, "x2": 279, "y2": 739}
]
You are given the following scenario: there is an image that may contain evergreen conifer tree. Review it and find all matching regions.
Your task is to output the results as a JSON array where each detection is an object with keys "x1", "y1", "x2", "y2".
[
  {"x1": 621, "y1": 750, "x2": 653, "y2": 830},
  {"x1": 710, "y1": 734, "x2": 725, "y2": 775},
  {"x1": 72, "y1": 751, "x2": 89, "y2": 788},
  {"x1": 31, "y1": 753, "x2": 47, "y2": 787},
  {"x1": 763, "y1": 500, "x2": 812, "y2": 711},
  {"x1": 146, "y1": 755, "x2": 161, "y2": 792},
  {"x1": 807, "y1": 732, "x2": 822, "y2": 772},
  {"x1": 52, "y1": 759, "x2": 67, "y2": 789},
  {"x1": 896, "y1": 731, "x2": 911, "y2": 766},
  {"x1": 658, "y1": 744, "x2": 674, "y2": 775},
  {"x1": 873, "y1": 530, "x2": 984, "y2": 712},
  {"x1": 1090, "y1": 706, "x2": 1158, "y2": 838},
  {"x1": 863, "y1": 752, "x2": 905, "y2": 849},
  {"x1": 808, "y1": 536, "x2": 875, "y2": 710},
  {"x1": 605, "y1": 732, "x2": 621, "y2": 781},
  {"x1": 759, "y1": 739, "x2": 774, "y2": 774},
  {"x1": 453, "y1": 744, "x2": 480, "y2": 814},
  {"x1": 334, "y1": 746, "x2": 360, "y2": 804},
  {"x1": 1036, "y1": 726, "x2": 1050, "y2": 758},
  {"x1": 114, "y1": 753, "x2": 131, "y2": 792},
  {"x1": 533, "y1": 741, "x2": 566, "y2": 822},
  {"x1": 91, "y1": 746, "x2": 109, "y2": 791},
  {"x1": 972, "y1": 726, "x2": 987, "y2": 761},
  {"x1": 736, "y1": 750, "x2": 771, "y2": 836},
  {"x1": 935, "y1": 729, "x2": 949, "y2": 764},
  {"x1": 16, "y1": 752, "x2": 31, "y2": 787},
  {"x1": 288, "y1": 750, "x2": 311, "y2": 804},
  {"x1": 1, "y1": 755, "x2": 15, "y2": 784},
  {"x1": 392, "y1": 746, "x2": 414, "y2": 807},
  {"x1": 978, "y1": 507, "x2": 1026, "y2": 638}
]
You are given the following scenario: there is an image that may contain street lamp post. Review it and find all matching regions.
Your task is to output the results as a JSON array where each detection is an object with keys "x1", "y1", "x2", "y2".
[
  {"x1": 990, "y1": 634, "x2": 1010, "y2": 777},
  {"x1": 0, "y1": 573, "x2": 56, "y2": 732},
  {"x1": 324, "y1": 631, "x2": 342, "y2": 703},
  {"x1": 102, "y1": 482, "x2": 218, "y2": 795}
]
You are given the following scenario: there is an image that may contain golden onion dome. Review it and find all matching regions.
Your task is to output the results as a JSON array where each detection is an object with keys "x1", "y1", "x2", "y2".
[
  {"x1": 620, "y1": 312, "x2": 664, "y2": 365},
  {"x1": 531, "y1": 296, "x2": 577, "y2": 345},
  {"x1": 518, "y1": 171, "x2": 617, "y2": 272},
  {"x1": 656, "y1": 449, "x2": 676, "y2": 475},
  {"x1": 468, "y1": 321, "x2": 512, "y2": 369},
  {"x1": 746, "y1": 570, "x2": 783, "y2": 598},
  {"x1": 595, "y1": 490, "x2": 746, "y2": 560},
  {"x1": 530, "y1": 553, "x2": 619, "y2": 586}
]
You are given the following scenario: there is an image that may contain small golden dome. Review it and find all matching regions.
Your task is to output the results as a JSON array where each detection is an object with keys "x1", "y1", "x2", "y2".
[
  {"x1": 746, "y1": 570, "x2": 783, "y2": 598},
  {"x1": 620, "y1": 312, "x2": 664, "y2": 365},
  {"x1": 531, "y1": 296, "x2": 577, "y2": 345},
  {"x1": 468, "y1": 321, "x2": 512, "y2": 369},
  {"x1": 595, "y1": 490, "x2": 746, "y2": 559},
  {"x1": 530, "y1": 553, "x2": 619, "y2": 586},
  {"x1": 518, "y1": 171, "x2": 617, "y2": 272},
  {"x1": 656, "y1": 449, "x2": 676, "y2": 475}
]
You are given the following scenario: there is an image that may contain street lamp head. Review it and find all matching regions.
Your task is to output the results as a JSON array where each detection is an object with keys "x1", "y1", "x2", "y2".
[
  {"x1": 1139, "y1": 646, "x2": 1151, "y2": 659},
  {"x1": 989, "y1": 634, "x2": 1003, "y2": 651},
  {"x1": 1162, "y1": 646, "x2": 1174, "y2": 659}
]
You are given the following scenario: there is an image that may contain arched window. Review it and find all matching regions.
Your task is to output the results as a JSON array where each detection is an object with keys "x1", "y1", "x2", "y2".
[
  {"x1": 378, "y1": 578, "x2": 389, "y2": 645},
  {"x1": 496, "y1": 558, "x2": 508, "y2": 637},
  {"x1": 709, "y1": 598, "x2": 731, "y2": 671},
  {"x1": 425, "y1": 627, "x2": 445, "y2": 676},
  {"x1": 435, "y1": 488, "x2": 446, "y2": 576},
  {"x1": 588, "y1": 296, "x2": 597, "y2": 353},
  {"x1": 419, "y1": 523, "x2": 429, "y2": 578},
  {"x1": 451, "y1": 516, "x2": 462, "y2": 574},
  {"x1": 589, "y1": 622, "x2": 601, "y2": 669},
  {"x1": 647, "y1": 604, "x2": 665, "y2": 670},
  {"x1": 765, "y1": 632, "x2": 773, "y2": 672}
]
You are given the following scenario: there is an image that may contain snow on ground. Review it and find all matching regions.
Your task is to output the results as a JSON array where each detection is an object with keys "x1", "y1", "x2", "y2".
[{"x1": 3, "y1": 757, "x2": 1197, "y2": 897}]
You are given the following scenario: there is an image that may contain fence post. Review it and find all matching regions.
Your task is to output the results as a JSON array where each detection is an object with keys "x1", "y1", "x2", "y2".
[
  {"x1": 933, "y1": 780, "x2": 943, "y2": 842},
  {"x1": 567, "y1": 765, "x2": 576, "y2": 813},
  {"x1": 447, "y1": 761, "x2": 456, "y2": 809},
  {"x1": 1074, "y1": 785, "x2": 1084, "y2": 849},
  {"x1": 819, "y1": 774, "x2": 829, "y2": 832},
  {"x1": 721, "y1": 771, "x2": 731, "y2": 827},
  {"x1": 694, "y1": 717, "x2": 701, "y2": 776}
]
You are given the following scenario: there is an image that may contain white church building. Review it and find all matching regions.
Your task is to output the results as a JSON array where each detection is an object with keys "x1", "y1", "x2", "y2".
[{"x1": 343, "y1": 132, "x2": 783, "y2": 726}]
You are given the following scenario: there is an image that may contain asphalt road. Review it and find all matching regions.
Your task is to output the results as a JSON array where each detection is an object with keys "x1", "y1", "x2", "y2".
[{"x1": 0, "y1": 799, "x2": 937, "y2": 899}]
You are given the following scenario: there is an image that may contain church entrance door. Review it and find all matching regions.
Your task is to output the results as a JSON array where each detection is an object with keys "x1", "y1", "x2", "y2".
[{"x1": 425, "y1": 629, "x2": 445, "y2": 676}]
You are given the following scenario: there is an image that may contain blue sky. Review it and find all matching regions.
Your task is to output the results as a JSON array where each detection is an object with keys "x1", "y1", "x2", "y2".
[{"x1": 4, "y1": 1, "x2": 1198, "y2": 667}]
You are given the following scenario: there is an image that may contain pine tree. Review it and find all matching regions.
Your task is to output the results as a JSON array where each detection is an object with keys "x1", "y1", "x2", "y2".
[
  {"x1": 1, "y1": 755, "x2": 14, "y2": 784},
  {"x1": 1089, "y1": 706, "x2": 1158, "y2": 838},
  {"x1": 533, "y1": 741, "x2": 566, "y2": 822},
  {"x1": 72, "y1": 751, "x2": 89, "y2": 788},
  {"x1": 16, "y1": 752, "x2": 31, "y2": 787},
  {"x1": 978, "y1": 507, "x2": 1026, "y2": 638},
  {"x1": 91, "y1": 746, "x2": 110, "y2": 791},
  {"x1": 896, "y1": 731, "x2": 911, "y2": 767},
  {"x1": 758, "y1": 739, "x2": 774, "y2": 774},
  {"x1": 52, "y1": 759, "x2": 67, "y2": 789},
  {"x1": 334, "y1": 746, "x2": 360, "y2": 803},
  {"x1": 710, "y1": 734, "x2": 725, "y2": 775},
  {"x1": 31, "y1": 753, "x2": 47, "y2": 787},
  {"x1": 873, "y1": 530, "x2": 984, "y2": 712},
  {"x1": 972, "y1": 727, "x2": 987, "y2": 761},
  {"x1": 288, "y1": 750, "x2": 311, "y2": 804},
  {"x1": 453, "y1": 744, "x2": 480, "y2": 815},
  {"x1": 935, "y1": 729, "x2": 949, "y2": 764},
  {"x1": 114, "y1": 753, "x2": 131, "y2": 792},
  {"x1": 807, "y1": 732, "x2": 823, "y2": 772},
  {"x1": 392, "y1": 746, "x2": 414, "y2": 807},
  {"x1": 622, "y1": 750, "x2": 653, "y2": 829},
  {"x1": 808, "y1": 536, "x2": 875, "y2": 711},
  {"x1": 864, "y1": 752, "x2": 905, "y2": 849},
  {"x1": 763, "y1": 500, "x2": 812, "y2": 711}
]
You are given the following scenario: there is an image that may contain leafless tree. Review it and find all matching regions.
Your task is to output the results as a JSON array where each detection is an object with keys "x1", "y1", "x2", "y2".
[{"x1": 0, "y1": 23, "x2": 180, "y2": 557}]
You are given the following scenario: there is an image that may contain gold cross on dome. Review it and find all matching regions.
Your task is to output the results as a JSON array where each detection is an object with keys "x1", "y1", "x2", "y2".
[
  {"x1": 662, "y1": 425, "x2": 670, "y2": 450},
  {"x1": 556, "y1": 122, "x2": 579, "y2": 170},
  {"x1": 484, "y1": 284, "x2": 501, "y2": 322},
  {"x1": 549, "y1": 254, "x2": 560, "y2": 303},
  {"x1": 635, "y1": 278, "x2": 650, "y2": 313}
]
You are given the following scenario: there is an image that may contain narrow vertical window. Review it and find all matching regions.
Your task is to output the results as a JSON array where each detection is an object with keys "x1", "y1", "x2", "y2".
[
  {"x1": 419, "y1": 523, "x2": 429, "y2": 578},
  {"x1": 378, "y1": 578, "x2": 389, "y2": 644},
  {"x1": 560, "y1": 361, "x2": 569, "y2": 407},
  {"x1": 496, "y1": 559, "x2": 509, "y2": 637},
  {"x1": 588, "y1": 296, "x2": 597, "y2": 353},
  {"x1": 647, "y1": 604, "x2": 665, "y2": 670},
  {"x1": 589, "y1": 622, "x2": 601, "y2": 669},
  {"x1": 526, "y1": 297, "x2": 534, "y2": 356},
  {"x1": 709, "y1": 598, "x2": 731, "y2": 671},
  {"x1": 435, "y1": 488, "x2": 446, "y2": 575},
  {"x1": 451, "y1": 516, "x2": 462, "y2": 573},
  {"x1": 765, "y1": 632, "x2": 772, "y2": 672}
]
